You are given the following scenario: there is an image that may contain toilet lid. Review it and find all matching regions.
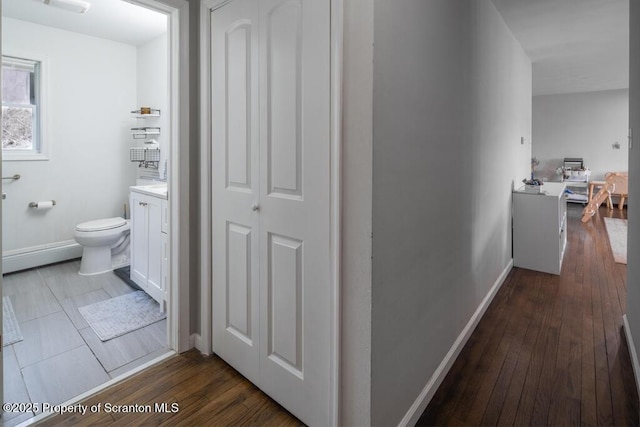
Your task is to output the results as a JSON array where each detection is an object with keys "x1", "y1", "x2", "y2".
[{"x1": 76, "y1": 217, "x2": 126, "y2": 232}]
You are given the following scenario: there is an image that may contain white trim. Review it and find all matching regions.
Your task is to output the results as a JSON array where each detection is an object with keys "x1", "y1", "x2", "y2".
[
  {"x1": 329, "y1": 0, "x2": 343, "y2": 425},
  {"x1": 15, "y1": 351, "x2": 176, "y2": 427},
  {"x1": 623, "y1": 314, "x2": 640, "y2": 399},
  {"x1": 192, "y1": 332, "x2": 206, "y2": 353},
  {"x1": 2, "y1": 50, "x2": 51, "y2": 161},
  {"x1": 199, "y1": 0, "x2": 213, "y2": 356},
  {"x1": 398, "y1": 260, "x2": 514, "y2": 427},
  {"x1": 130, "y1": 0, "x2": 191, "y2": 353},
  {"x1": 2, "y1": 240, "x2": 82, "y2": 274},
  {"x1": 167, "y1": 0, "x2": 192, "y2": 354}
]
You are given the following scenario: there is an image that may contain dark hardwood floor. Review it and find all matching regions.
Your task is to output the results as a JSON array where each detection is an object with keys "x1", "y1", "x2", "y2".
[
  {"x1": 37, "y1": 350, "x2": 302, "y2": 426},
  {"x1": 418, "y1": 204, "x2": 639, "y2": 426}
]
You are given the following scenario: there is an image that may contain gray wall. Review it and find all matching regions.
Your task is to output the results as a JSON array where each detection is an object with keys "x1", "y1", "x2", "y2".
[
  {"x1": 370, "y1": 1, "x2": 531, "y2": 424},
  {"x1": 626, "y1": 0, "x2": 640, "y2": 394},
  {"x1": 533, "y1": 89, "x2": 629, "y2": 182}
]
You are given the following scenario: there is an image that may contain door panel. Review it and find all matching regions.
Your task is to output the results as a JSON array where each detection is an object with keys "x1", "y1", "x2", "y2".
[
  {"x1": 226, "y1": 222, "x2": 252, "y2": 343},
  {"x1": 266, "y1": 0, "x2": 302, "y2": 199},
  {"x1": 211, "y1": 0, "x2": 260, "y2": 384},
  {"x1": 267, "y1": 232, "x2": 303, "y2": 376},
  {"x1": 258, "y1": 0, "x2": 331, "y2": 424},
  {"x1": 226, "y1": 22, "x2": 252, "y2": 191}
]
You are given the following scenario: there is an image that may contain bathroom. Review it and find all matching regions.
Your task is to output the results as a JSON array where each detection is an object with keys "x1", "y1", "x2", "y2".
[{"x1": 1, "y1": 0, "x2": 172, "y2": 424}]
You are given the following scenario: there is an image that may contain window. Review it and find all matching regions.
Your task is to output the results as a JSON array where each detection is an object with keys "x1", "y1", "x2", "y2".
[{"x1": 2, "y1": 55, "x2": 47, "y2": 160}]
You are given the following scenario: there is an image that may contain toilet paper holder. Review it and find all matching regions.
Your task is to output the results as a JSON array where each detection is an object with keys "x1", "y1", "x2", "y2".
[{"x1": 29, "y1": 200, "x2": 56, "y2": 208}]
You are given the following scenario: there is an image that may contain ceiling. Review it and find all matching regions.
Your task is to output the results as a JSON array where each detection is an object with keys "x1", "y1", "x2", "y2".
[
  {"x1": 2, "y1": 0, "x2": 167, "y2": 46},
  {"x1": 491, "y1": 0, "x2": 629, "y2": 96},
  {"x1": 2, "y1": 0, "x2": 628, "y2": 95}
]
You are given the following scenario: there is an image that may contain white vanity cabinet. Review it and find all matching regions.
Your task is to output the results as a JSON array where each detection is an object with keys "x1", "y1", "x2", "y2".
[
  {"x1": 513, "y1": 182, "x2": 567, "y2": 275},
  {"x1": 130, "y1": 186, "x2": 168, "y2": 306}
]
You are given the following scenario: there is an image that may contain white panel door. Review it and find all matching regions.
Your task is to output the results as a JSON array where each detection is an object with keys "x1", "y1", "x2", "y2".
[
  {"x1": 211, "y1": 0, "x2": 261, "y2": 385},
  {"x1": 211, "y1": 0, "x2": 331, "y2": 424},
  {"x1": 257, "y1": 0, "x2": 331, "y2": 424}
]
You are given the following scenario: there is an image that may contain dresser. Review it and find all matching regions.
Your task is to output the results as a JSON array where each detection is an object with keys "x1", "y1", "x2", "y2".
[{"x1": 512, "y1": 182, "x2": 567, "y2": 275}]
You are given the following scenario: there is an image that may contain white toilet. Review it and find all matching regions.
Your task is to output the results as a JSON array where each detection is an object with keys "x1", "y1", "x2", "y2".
[{"x1": 74, "y1": 217, "x2": 131, "y2": 276}]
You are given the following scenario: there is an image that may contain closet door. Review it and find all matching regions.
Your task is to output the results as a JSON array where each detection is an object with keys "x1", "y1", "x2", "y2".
[
  {"x1": 257, "y1": 0, "x2": 331, "y2": 424},
  {"x1": 211, "y1": 0, "x2": 332, "y2": 424},
  {"x1": 211, "y1": 0, "x2": 261, "y2": 385}
]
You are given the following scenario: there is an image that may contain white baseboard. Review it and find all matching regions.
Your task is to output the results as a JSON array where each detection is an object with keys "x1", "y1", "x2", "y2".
[
  {"x1": 3, "y1": 240, "x2": 83, "y2": 274},
  {"x1": 193, "y1": 333, "x2": 210, "y2": 355},
  {"x1": 623, "y1": 314, "x2": 640, "y2": 399},
  {"x1": 190, "y1": 333, "x2": 198, "y2": 349},
  {"x1": 399, "y1": 259, "x2": 514, "y2": 427}
]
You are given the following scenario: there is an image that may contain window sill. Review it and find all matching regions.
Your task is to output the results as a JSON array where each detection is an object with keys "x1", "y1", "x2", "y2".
[{"x1": 3, "y1": 152, "x2": 49, "y2": 161}]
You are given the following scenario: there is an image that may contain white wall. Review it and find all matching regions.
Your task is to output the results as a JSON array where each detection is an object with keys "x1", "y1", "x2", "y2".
[
  {"x1": 2, "y1": 18, "x2": 137, "y2": 254},
  {"x1": 533, "y1": 89, "x2": 629, "y2": 182},
  {"x1": 369, "y1": 0, "x2": 531, "y2": 424},
  {"x1": 137, "y1": 33, "x2": 169, "y2": 179}
]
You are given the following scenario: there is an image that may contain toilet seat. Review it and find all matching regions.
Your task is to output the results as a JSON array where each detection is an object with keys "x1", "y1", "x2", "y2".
[{"x1": 76, "y1": 217, "x2": 127, "y2": 232}]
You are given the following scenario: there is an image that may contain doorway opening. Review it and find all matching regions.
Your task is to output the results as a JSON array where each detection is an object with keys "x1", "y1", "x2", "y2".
[{"x1": 0, "y1": 0, "x2": 187, "y2": 424}]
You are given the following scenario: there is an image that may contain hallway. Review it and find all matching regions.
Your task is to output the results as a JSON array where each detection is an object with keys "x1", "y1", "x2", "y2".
[{"x1": 419, "y1": 204, "x2": 639, "y2": 426}]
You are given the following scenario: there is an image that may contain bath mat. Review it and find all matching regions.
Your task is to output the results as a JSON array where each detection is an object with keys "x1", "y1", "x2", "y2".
[
  {"x1": 603, "y1": 217, "x2": 627, "y2": 264},
  {"x1": 79, "y1": 291, "x2": 165, "y2": 341},
  {"x1": 3, "y1": 296, "x2": 23, "y2": 346}
]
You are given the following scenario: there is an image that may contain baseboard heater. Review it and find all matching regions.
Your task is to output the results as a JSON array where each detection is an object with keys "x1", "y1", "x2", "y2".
[{"x1": 3, "y1": 240, "x2": 82, "y2": 274}]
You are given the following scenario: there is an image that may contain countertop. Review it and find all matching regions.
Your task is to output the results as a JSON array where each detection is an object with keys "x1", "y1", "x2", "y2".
[{"x1": 130, "y1": 184, "x2": 168, "y2": 200}]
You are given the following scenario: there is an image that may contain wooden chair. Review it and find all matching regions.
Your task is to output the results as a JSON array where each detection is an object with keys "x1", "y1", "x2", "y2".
[
  {"x1": 581, "y1": 172, "x2": 628, "y2": 222},
  {"x1": 604, "y1": 172, "x2": 628, "y2": 210}
]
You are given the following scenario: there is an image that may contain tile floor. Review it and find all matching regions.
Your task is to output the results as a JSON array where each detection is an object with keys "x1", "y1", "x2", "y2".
[{"x1": 1, "y1": 260, "x2": 168, "y2": 427}]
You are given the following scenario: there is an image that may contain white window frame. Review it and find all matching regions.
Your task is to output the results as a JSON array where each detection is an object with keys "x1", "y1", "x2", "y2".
[{"x1": 1, "y1": 52, "x2": 49, "y2": 161}]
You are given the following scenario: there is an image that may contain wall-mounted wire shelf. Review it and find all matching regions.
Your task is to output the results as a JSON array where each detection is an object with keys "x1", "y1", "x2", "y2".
[
  {"x1": 131, "y1": 127, "x2": 161, "y2": 139},
  {"x1": 131, "y1": 108, "x2": 161, "y2": 118},
  {"x1": 130, "y1": 147, "x2": 160, "y2": 169}
]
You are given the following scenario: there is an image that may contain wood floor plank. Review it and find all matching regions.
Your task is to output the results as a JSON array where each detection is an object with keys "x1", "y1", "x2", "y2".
[
  {"x1": 511, "y1": 274, "x2": 560, "y2": 426},
  {"x1": 39, "y1": 351, "x2": 301, "y2": 427},
  {"x1": 421, "y1": 204, "x2": 639, "y2": 427},
  {"x1": 529, "y1": 274, "x2": 564, "y2": 426},
  {"x1": 496, "y1": 274, "x2": 547, "y2": 426},
  {"x1": 478, "y1": 271, "x2": 542, "y2": 425},
  {"x1": 547, "y1": 222, "x2": 583, "y2": 426},
  {"x1": 417, "y1": 271, "x2": 521, "y2": 425},
  {"x1": 445, "y1": 274, "x2": 518, "y2": 425},
  {"x1": 581, "y1": 258, "x2": 598, "y2": 427}
]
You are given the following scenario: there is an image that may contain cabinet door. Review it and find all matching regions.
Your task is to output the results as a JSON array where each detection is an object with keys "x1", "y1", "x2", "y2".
[
  {"x1": 130, "y1": 192, "x2": 149, "y2": 289},
  {"x1": 146, "y1": 196, "x2": 164, "y2": 304}
]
